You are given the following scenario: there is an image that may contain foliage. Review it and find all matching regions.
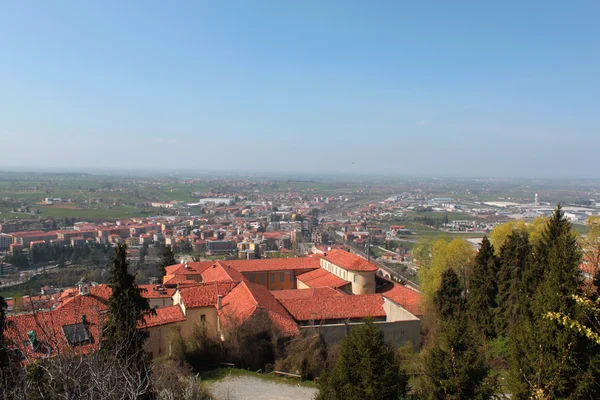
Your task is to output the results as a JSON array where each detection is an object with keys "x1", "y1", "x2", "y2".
[
  {"x1": 275, "y1": 329, "x2": 329, "y2": 380},
  {"x1": 418, "y1": 238, "x2": 474, "y2": 307},
  {"x1": 488, "y1": 216, "x2": 548, "y2": 255},
  {"x1": 160, "y1": 244, "x2": 177, "y2": 278},
  {"x1": 467, "y1": 236, "x2": 499, "y2": 338},
  {"x1": 316, "y1": 319, "x2": 408, "y2": 400},
  {"x1": 494, "y1": 230, "x2": 532, "y2": 337},
  {"x1": 102, "y1": 244, "x2": 154, "y2": 364},
  {"x1": 421, "y1": 269, "x2": 498, "y2": 400},
  {"x1": 507, "y1": 205, "x2": 600, "y2": 399},
  {"x1": 153, "y1": 360, "x2": 214, "y2": 400}
]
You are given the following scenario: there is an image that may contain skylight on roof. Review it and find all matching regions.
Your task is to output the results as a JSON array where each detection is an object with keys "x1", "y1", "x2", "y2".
[{"x1": 62, "y1": 323, "x2": 91, "y2": 347}]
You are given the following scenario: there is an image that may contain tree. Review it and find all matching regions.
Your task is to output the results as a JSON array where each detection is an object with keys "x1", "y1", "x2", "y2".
[
  {"x1": 468, "y1": 236, "x2": 499, "y2": 338},
  {"x1": 102, "y1": 244, "x2": 154, "y2": 363},
  {"x1": 160, "y1": 245, "x2": 177, "y2": 278},
  {"x1": 507, "y1": 205, "x2": 600, "y2": 399},
  {"x1": 422, "y1": 269, "x2": 497, "y2": 399},
  {"x1": 495, "y1": 230, "x2": 532, "y2": 337},
  {"x1": 316, "y1": 319, "x2": 408, "y2": 400},
  {"x1": 0, "y1": 295, "x2": 8, "y2": 371},
  {"x1": 418, "y1": 238, "x2": 474, "y2": 308},
  {"x1": 139, "y1": 242, "x2": 149, "y2": 266},
  {"x1": 489, "y1": 217, "x2": 548, "y2": 255}
]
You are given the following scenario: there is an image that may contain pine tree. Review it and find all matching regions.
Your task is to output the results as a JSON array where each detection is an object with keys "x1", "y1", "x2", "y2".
[
  {"x1": 423, "y1": 269, "x2": 497, "y2": 399},
  {"x1": 160, "y1": 244, "x2": 177, "y2": 278},
  {"x1": 468, "y1": 236, "x2": 499, "y2": 338},
  {"x1": 507, "y1": 205, "x2": 600, "y2": 399},
  {"x1": 495, "y1": 230, "x2": 532, "y2": 337},
  {"x1": 316, "y1": 319, "x2": 407, "y2": 400},
  {"x1": 0, "y1": 295, "x2": 8, "y2": 371},
  {"x1": 102, "y1": 244, "x2": 153, "y2": 362}
]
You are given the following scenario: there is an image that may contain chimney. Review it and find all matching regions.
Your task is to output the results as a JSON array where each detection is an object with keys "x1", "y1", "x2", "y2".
[
  {"x1": 217, "y1": 294, "x2": 223, "y2": 310},
  {"x1": 78, "y1": 280, "x2": 90, "y2": 296}
]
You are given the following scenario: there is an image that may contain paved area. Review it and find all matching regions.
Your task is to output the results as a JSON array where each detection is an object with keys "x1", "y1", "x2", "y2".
[{"x1": 208, "y1": 376, "x2": 317, "y2": 400}]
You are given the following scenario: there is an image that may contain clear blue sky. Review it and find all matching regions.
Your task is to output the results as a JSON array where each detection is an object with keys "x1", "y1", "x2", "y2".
[{"x1": 1, "y1": 1, "x2": 598, "y2": 178}]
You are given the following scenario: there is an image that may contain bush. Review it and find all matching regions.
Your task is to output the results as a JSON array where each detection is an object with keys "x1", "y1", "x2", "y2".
[{"x1": 153, "y1": 360, "x2": 213, "y2": 400}]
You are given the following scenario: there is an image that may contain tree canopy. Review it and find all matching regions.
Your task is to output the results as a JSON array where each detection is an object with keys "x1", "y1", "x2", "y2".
[{"x1": 316, "y1": 320, "x2": 408, "y2": 400}]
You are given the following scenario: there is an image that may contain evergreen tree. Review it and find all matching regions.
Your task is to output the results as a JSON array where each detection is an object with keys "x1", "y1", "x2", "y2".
[
  {"x1": 102, "y1": 244, "x2": 153, "y2": 362},
  {"x1": 0, "y1": 295, "x2": 8, "y2": 371},
  {"x1": 159, "y1": 244, "x2": 177, "y2": 278},
  {"x1": 495, "y1": 230, "x2": 532, "y2": 337},
  {"x1": 508, "y1": 205, "x2": 600, "y2": 399},
  {"x1": 468, "y1": 236, "x2": 499, "y2": 338},
  {"x1": 316, "y1": 319, "x2": 407, "y2": 400},
  {"x1": 423, "y1": 269, "x2": 497, "y2": 399},
  {"x1": 139, "y1": 242, "x2": 149, "y2": 266}
]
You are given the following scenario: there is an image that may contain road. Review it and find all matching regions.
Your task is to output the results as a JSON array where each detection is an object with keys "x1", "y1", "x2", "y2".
[
  {"x1": 209, "y1": 376, "x2": 317, "y2": 400},
  {"x1": 0, "y1": 264, "x2": 59, "y2": 288}
]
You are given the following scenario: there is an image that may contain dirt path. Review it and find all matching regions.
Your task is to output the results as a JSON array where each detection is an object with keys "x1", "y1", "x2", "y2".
[{"x1": 208, "y1": 376, "x2": 317, "y2": 400}]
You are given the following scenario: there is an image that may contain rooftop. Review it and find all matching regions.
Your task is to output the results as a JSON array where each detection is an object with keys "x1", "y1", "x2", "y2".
[
  {"x1": 321, "y1": 249, "x2": 379, "y2": 272},
  {"x1": 279, "y1": 294, "x2": 386, "y2": 322},
  {"x1": 296, "y1": 268, "x2": 350, "y2": 289}
]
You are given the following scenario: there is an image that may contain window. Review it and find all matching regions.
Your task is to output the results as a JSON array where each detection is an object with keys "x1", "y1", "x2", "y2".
[
  {"x1": 354, "y1": 274, "x2": 358, "y2": 283},
  {"x1": 249, "y1": 273, "x2": 255, "y2": 283},
  {"x1": 290, "y1": 271, "x2": 295, "y2": 281},
  {"x1": 270, "y1": 273, "x2": 275, "y2": 283},
  {"x1": 280, "y1": 273, "x2": 284, "y2": 282},
  {"x1": 260, "y1": 274, "x2": 265, "y2": 284},
  {"x1": 62, "y1": 323, "x2": 91, "y2": 347},
  {"x1": 200, "y1": 314, "x2": 206, "y2": 322}
]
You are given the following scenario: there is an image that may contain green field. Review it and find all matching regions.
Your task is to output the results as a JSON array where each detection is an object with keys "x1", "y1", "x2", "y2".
[{"x1": 398, "y1": 221, "x2": 485, "y2": 239}]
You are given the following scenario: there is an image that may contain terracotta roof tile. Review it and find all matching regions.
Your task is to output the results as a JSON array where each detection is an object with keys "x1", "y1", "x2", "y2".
[
  {"x1": 178, "y1": 281, "x2": 238, "y2": 308},
  {"x1": 279, "y1": 294, "x2": 386, "y2": 322},
  {"x1": 201, "y1": 262, "x2": 247, "y2": 283},
  {"x1": 6, "y1": 293, "x2": 109, "y2": 363},
  {"x1": 142, "y1": 305, "x2": 185, "y2": 328},
  {"x1": 272, "y1": 287, "x2": 345, "y2": 301},
  {"x1": 379, "y1": 283, "x2": 423, "y2": 316},
  {"x1": 320, "y1": 249, "x2": 378, "y2": 272},
  {"x1": 296, "y1": 268, "x2": 350, "y2": 289},
  {"x1": 138, "y1": 284, "x2": 176, "y2": 299},
  {"x1": 223, "y1": 257, "x2": 320, "y2": 273},
  {"x1": 219, "y1": 281, "x2": 299, "y2": 336}
]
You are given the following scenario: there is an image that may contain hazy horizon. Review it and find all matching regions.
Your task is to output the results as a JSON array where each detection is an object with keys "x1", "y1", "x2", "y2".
[{"x1": 1, "y1": 2, "x2": 599, "y2": 178}]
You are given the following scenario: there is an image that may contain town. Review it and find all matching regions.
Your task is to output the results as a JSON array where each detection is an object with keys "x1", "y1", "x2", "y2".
[{"x1": 2, "y1": 171, "x2": 600, "y2": 398}]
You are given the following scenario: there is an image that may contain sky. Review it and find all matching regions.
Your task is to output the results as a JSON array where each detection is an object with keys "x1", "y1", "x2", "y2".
[{"x1": 1, "y1": 1, "x2": 599, "y2": 178}]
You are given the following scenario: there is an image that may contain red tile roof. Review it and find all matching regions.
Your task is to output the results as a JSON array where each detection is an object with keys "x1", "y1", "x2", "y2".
[
  {"x1": 5, "y1": 292, "x2": 109, "y2": 363},
  {"x1": 142, "y1": 305, "x2": 185, "y2": 328},
  {"x1": 163, "y1": 275, "x2": 198, "y2": 286},
  {"x1": 138, "y1": 285, "x2": 176, "y2": 299},
  {"x1": 178, "y1": 281, "x2": 238, "y2": 308},
  {"x1": 224, "y1": 257, "x2": 320, "y2": 273},
  {"x1": 296, "y1": 268, "x2": 350, "y2": 289},
  {"x1": 201, "y1": 262, "x2": 247, "y2": 283},
  {"x1": 164, "y1": 262, "x2": 213, "y2": 277},
  {"x1": 278, "y1": 294, "x2": 386, "y2": 322},
  {"x1": 219, "y1": 281, "x2": 299, "y2": 336},
  {"x1": 379, "y1": 283, "x2": 423, "y2": 316},
  {"x1": 272, "y1": 287, "x2": 345, "y2": 301},
  {"x1": 321, "y1": 250, "x2": 378, "y2": 272}
]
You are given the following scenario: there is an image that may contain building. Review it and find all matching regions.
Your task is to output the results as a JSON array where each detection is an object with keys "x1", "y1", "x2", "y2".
[
  {"x1": 6, "y1": 252, "x2": 422, "y2": 366},
  {"x1": 319, "y1": 250, "x2": 378, "y2": 294},
  {"x1": 0, "y1": 233, "x2": 12, "y2": 251},
  {"x1": 206, "y1": 240, "x2": 236, "y2": 255}
]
